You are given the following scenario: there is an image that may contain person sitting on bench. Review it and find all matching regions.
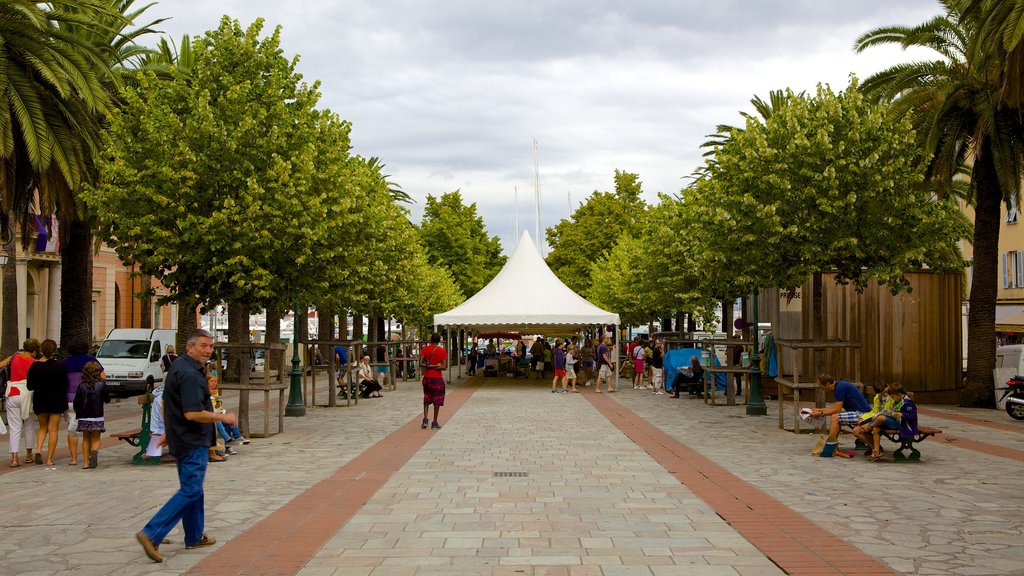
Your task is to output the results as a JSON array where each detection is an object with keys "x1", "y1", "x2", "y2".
[
  {"x1": 672, "y1": 356, "x2": 704, "y2": 398},
  {"x1": 358, "y1": 356, "x2": 382, "y2": 398},
  {"x1": 808, "y1": 373, "x2": 871, "y2": 445}
]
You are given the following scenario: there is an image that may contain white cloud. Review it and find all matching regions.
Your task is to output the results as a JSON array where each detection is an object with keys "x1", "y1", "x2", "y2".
[{"x1": 144, "y1": 0, "x2": 943, "y2": 252}]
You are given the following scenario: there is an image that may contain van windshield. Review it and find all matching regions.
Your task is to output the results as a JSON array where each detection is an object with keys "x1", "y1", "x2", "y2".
[{"x1": 97, "y1": 340, "x2": 151, "y2": 359}]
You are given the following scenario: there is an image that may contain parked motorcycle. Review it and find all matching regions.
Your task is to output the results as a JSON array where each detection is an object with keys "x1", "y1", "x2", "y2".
[{"x1": 1002, "y1": 375, "x2": 1024, "y2": 420}]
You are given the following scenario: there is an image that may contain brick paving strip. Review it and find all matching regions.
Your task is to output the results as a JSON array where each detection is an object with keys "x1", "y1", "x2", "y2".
[
  {"x1": 916, "y1": 406, "x2": 1024, "y2": 462},
  {"x1": 185, "y1": 379, "x2": 481, "y2": 576},
  {"x1": 587, "y1": 392, "x2": 898, "y2": 576}
]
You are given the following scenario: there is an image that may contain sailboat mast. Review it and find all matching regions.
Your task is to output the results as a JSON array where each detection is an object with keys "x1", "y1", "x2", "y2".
[
  {"x1": 514, "y1": 186, "x2": 519, "y2": 249},
  {"x1": 533, "y1": 139, "x2": 541, "y2": 255}
]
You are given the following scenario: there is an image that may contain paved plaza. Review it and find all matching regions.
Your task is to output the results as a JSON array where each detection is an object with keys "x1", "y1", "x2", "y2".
[{"x1": 1, "y1": 372, "x2": 1023, "y2": 575}]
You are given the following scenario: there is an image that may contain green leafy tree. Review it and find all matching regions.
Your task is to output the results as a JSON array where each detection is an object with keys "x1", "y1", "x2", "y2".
[
  {"x1": 85, "y1": 18, "x2": 330, "y2": 336},
  {"x1": 419, "y1": 190, "x2": 504, "y2": 298},
  {"x1": 696, "y1": 81, "x2": 969, "y2": 370},
  {"x1": 857, "y1": 3, "x2": 1023, "y2": 406},
  {"x1": 588, "y1": 230, "x2": 664, "y2": 326},
  {"x1": 546, "y1": 170, "x2": 647, "y2": 297}
]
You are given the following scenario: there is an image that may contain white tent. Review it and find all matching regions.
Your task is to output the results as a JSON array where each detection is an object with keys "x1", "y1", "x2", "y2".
[{"x1": 434, "y1": 231, "x2": 620, "y2": 333}]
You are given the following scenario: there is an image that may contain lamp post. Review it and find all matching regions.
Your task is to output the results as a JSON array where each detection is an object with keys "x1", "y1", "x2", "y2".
[
  {"x1": 285, "y1": 301, "x2": 305, "y2": 417},
  {"x1": 746, "y1": 288, "x2": 767, "y2": 416}
]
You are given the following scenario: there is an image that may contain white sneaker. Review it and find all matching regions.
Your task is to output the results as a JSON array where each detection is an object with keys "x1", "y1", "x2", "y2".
[{"x1": 237, "y1": 436, "x2": 250, "y2": 445}]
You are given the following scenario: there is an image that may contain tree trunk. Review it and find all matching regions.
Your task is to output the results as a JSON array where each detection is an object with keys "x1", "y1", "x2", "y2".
[
  {"x1": 139, "y1": 273, "x2": 152, "y2": 329},
  {"x1": 338, "y1": 309, "x2": 349, "y2": 339},
  {"x1": 175, "y1": 297, "x2": 197, "y2": 353},
  {"x1": 1, "y1": 231, "x2": 18, "y2": 358},
  {"x1": 370, "y1": 313, "x2": 382, "y2": 340},
  {"x1": 675, "y1": 311, "x2": 685, "y2": 335},
  {"x1": 317, "y1": 303, "x2": 333, "y2": 364},
  {"x1": 721, "y1": 298, "x2": 733, "y2": 339},
  {"x1": 297, "y1": 307, "x2": 309, "y2": 359},
  {"x1": 963, "y1": 143, "x2": 1001, "y2": 407},
  {"x1": 227, "y1": 301, "x2": 249, "y2": 381},
  {"x1": 59, "y1": 218, "x2": 92, "y2": 352},
  {"x1": 812, "y1": 271, "x2": 825, "y2": 377},
  {"x1": 352, "y1": 314, "x2": 363, "y2": 340},
  {"x1": 686, "y1": 313, "x2": 696, "y2": 333},
  {"x1": 266, "y1": 308, "x2": 281, "y2": 372}
]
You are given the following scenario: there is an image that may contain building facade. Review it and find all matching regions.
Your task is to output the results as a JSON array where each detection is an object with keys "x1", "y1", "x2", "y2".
[{"x1": 1, "y1": 224, "x2": 176, "y2": 345}]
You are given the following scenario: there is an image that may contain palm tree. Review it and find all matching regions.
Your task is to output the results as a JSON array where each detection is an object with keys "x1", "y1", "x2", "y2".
[
  {"x1": 0, "y1": 1, "x2": 115, "y2": 356},
  {"x1": 954, "y1": 0, "x2": 1024, "y2": 109},
  {"x1": 856, "y1": 1, "x2": 1024, "y2": 407},
  {"x1": 52, "y1": 0, "x2": 164, "y2": 348}
]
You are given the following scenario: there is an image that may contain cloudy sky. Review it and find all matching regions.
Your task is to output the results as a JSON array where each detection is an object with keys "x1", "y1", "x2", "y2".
[{"x1": 146, "y1": 1, "x2": 942, "y2": 253}]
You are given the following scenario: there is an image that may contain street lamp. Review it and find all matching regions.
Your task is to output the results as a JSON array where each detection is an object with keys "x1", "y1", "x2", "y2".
[
  {"x1": 285, "y1": 301, "x2": 306, "y2": 417},
  {"x1": 746, "y1": 288, "x2": 767, "y2": 416}
]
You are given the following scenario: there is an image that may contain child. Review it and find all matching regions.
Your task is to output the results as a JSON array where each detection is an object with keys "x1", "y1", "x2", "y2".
[
  {"x1": 850, "y1": 383, "x2": 890, "y2": 445},
  {"x1": 565, "y1": 344, "x2": 578, "y2": 393},
  {"x1": 73, "y1": 361, "x2": 110, "y2": 469},
  {"x1": 869, "y1": 383, "x2": 914, "y2": 461},
  {"x1": 207, "y1": 372, "x2": 246, "y2": 458}
]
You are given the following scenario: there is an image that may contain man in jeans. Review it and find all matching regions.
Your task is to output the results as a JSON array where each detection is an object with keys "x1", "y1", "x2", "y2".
[{"x1": 136, "y1": 329, "x2": 237, "y2": 563}]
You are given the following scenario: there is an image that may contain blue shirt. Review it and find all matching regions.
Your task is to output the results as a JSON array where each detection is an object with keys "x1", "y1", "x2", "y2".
[
  {"x1": 334, "y1": 346, "x2": 348, "y2": 365},
  {"x1": 834, "y1": 380, "x2": 870, "y2": 413},
  {"x1": 553, "y1": 348, "x2": 565, "y2": 370}
]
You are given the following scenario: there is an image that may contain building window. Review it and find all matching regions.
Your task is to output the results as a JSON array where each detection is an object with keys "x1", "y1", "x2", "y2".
[
  {"x1": 1010, "y1": 196, "x2": 1019, "y2": 224},
  {"x1": 1003, "y1": 251, "x2": 1024, "y2": 288}
]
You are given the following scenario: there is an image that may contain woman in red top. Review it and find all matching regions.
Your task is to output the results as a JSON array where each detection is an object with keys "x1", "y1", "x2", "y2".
[
  {"x1": 419, "y1": 333, "x2": 448, "y2": 430},
  {"x1": 3, "y1": 338, "x2": 40, "y2": 467}
]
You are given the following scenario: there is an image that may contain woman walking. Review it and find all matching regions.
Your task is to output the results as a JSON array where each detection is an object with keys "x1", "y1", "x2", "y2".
[
  {"x1": 27, "y1": 339, "x2": 68, "y2": 467},
  {"x1": 3, "y1": 338, "x2": 39, "y2": 467}
]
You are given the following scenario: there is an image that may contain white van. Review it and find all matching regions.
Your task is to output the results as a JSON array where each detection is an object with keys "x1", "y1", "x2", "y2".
[
  {"x1": 995, "y1": 344, "x2": 1024, "y2": 409},
  {"x1": 96, "y1": 328, "x2": 177, "y2": 397}
]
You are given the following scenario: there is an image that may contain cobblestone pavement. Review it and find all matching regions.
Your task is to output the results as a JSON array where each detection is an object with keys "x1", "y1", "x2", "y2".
[{"x1": 0, "y1": 373, "x2": 1021, "y2": 575}]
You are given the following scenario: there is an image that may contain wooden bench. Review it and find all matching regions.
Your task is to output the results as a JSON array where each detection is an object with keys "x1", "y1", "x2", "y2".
[
  {"x1": 868, "y1": 426, "x2": 942, "y2": 462},
  {"x1": 110, "y1": 393, "x2": 161, "y2": 465},
  {"x1": 111, "y1": 428, "x2": 143, "y2": 446}
]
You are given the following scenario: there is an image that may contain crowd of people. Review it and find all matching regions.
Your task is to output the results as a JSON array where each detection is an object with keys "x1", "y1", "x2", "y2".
[
  {"x1": 0, "y1": 336, "x2": 254, "y2": 471},
  {"x1": 468, "y1": 333, "x2": 741, "y2": 399},
  {"x1": 1, "y1": 337, "x2": 113, "y2": 470}
]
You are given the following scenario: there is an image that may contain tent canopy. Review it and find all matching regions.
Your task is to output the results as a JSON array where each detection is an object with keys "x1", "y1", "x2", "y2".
[{"x1": 434, "y1": 231, "x2": 619, "y2": 333}]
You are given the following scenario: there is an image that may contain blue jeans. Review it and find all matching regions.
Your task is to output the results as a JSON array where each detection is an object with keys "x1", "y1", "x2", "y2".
[
  {"x1": 141, "y1": 446, "x2": 208, "y2": 547},
  {"x1": 216, "y1": 421, "x2": 241, "y2": 442}
]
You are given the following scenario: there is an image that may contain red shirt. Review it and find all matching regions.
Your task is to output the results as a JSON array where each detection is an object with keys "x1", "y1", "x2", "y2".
[
  {"x1": 7, "y1": 353, "x2": 35, "y2": 395},
  {"x1": 420, "y1": 345, "x2": 447, "y2": 379}
]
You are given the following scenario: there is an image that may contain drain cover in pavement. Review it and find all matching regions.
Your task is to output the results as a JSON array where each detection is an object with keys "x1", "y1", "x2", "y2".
[{"x1": 493, "y1": 471, "x2": 529, "y2": 477}]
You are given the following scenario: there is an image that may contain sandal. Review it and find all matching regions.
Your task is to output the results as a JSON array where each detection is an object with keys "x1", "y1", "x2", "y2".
[
  {"x1": 9, "y1": 459, "x2": 19, "y2": 468},
  {"x1": 868, "y1": 452, "x2": 882, "y2": 462}
]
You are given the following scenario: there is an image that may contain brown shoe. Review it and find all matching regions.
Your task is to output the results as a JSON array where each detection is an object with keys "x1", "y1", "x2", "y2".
[
  {"x1": 186, "y1": 534, "x2": 217, "y2": 549},
  {"x1": 136, "y1": 532, "x2": 163, "y2": 563}
]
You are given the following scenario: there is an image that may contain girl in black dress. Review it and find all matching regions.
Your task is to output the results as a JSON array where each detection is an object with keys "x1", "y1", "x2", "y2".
[{"x1": 27, "y1": 339, "x2": 67, "y2": 467}]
